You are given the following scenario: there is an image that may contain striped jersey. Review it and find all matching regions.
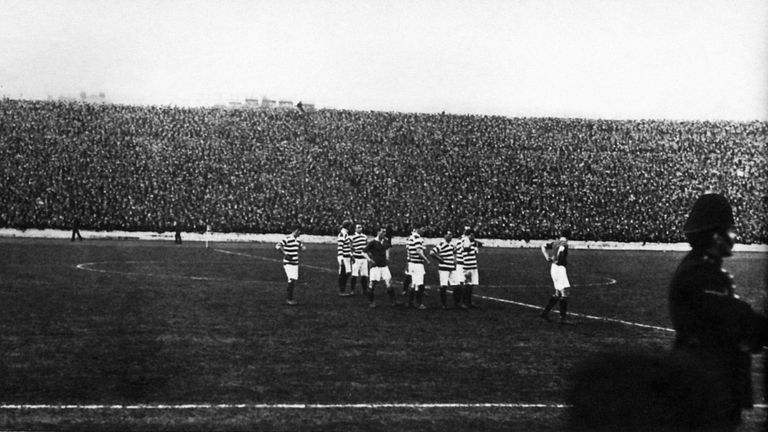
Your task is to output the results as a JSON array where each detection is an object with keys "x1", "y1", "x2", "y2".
[
  {"x1": 279, "y1": 234, "x2": 303, "y2": 264},
  {"x1": 337, "y1": 228, "x2": 351, "y2": 258},
  {"x1": 461, "y1": 236, "x2": 479, "y2": 270},
  {"x1": 350, "y1": 232, "x2": 367, "y2": 259},
  {"x1": 406, "y1": 232, "x2": 425, "y2": 264},
  {"x1": 545, "y1": 238, "x2": 568, "y2": 266},
  {"x1": 433, "y1": 240, "x2": 456, "y2": 271}
]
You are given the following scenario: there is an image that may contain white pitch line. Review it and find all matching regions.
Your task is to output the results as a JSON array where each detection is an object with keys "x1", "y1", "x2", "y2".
[
  {"x1": 214, "y1": 248, "x2": 671, "y2": 332},
  {"x1": 2, "y1": 402, "x2": 767, "y2": 411},
  {"x1": 474, "y1": 293, "x2": 675, "y2": 333},
  {"x1": 0, "y1": 402, "x2": 569, "y2": 410},
  {"x1": 77, "y1": 250, "x2": 672, "y2": 333},
  {"x1": 214, "y1": 248, "x2": 337, "y2": 274}
]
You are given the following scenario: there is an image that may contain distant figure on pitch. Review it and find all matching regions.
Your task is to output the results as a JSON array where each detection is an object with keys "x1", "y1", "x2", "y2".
[
  {"x1": 539, "y1": 229, "x2": 572, "y2": 324},
  {"x1": 276, "y1": 224, "x2": 306, "y2": 305},
  {"x1": 174, "y1": 221, "x2": 182, "y2": 244},
  {"x1": 460, "y1": 227, "x2": 481, "y2": 309},
  {"x1": 405, "y1": 226, "x2": 431, "y2": 309},
  {"x1": 430, "y1": 230, "x2": 457, "y2": 309},
  {"x1": 349, "y1": 224, "x2": 369, "y2": 295},
  {"x1": 363, "y1": 227, "x2": 395, "y2": 308},
  {"x1": 337, "y1": 220, "x2": 353, "y2": 296},
  {"x1": 71, "y1": 214, "x2": 83, "y2": 241}
]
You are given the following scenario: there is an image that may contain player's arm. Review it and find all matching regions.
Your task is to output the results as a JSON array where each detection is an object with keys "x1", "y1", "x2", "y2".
[
  {"x1": 429, "y1": 245, "x2": 443, "y2": 263},
  {"x1": 418, "y1": 247, "x2": 431, "y2": 265},
  {"x1": 363, "y1": 242, "x2": 375, "y2": 263},
  {"x1": 541, "y1": 243, "x2": 552, "y2": 261}
]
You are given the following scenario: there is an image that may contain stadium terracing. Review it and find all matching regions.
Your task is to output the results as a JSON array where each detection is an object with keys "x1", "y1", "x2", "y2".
[{"x1": 1, "y1": 99, "x2": 765, "y2": 244}]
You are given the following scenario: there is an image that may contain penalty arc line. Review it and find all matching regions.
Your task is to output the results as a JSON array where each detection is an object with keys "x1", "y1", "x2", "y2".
[{"x1": 213, "y1": 249, "x2": 674, "y2": 333}]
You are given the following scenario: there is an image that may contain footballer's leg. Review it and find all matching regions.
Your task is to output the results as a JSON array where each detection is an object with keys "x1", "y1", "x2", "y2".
[
  {"x1": 540, "y1": 292, "x2": 560, "y2": 321},
  {"x1": 558, "y1": 287, "x2": 571, "y2": 324},
  {"x1": 401, "y1": 274, "x2": 411, "y2": 296},
  {"x1": 368, "y1": 280, "x2": 376, "y2": 307}
]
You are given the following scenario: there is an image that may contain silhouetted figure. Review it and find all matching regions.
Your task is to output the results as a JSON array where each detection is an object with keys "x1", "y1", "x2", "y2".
[
  {"x1": 71, "y1": 216, "x2": 83, "y2": 241},
  {"x1": 174, "y1": 221, "x2": 182, "y2": 244}
]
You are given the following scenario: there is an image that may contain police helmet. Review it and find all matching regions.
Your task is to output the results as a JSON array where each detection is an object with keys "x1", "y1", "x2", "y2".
[{"x1": 683, "y1": 193, "x2": 734, "y2": 235}]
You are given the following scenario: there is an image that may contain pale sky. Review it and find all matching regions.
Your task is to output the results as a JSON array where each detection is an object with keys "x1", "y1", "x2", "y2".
[{"x1": 1, "y1": 0, "x2": 766, "y2": 120}]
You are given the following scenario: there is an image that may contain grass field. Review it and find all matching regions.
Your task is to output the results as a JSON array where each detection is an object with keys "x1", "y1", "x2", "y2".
[{"x1": 1, "y1": 238, "x2": 766, "y2": 431}]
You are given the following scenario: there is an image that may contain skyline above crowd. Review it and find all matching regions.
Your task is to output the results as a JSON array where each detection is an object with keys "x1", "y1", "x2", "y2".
[{"x1": 1, "y1": 0, "x2": 766, "y2": 122}]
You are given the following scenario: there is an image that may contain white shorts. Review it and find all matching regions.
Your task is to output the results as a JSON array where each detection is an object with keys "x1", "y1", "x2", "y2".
[
  {"x1": 369, "y1": 266, "x2": 392, "y2": 284},
  {"x1": 351, "y1": 257, "x2": 368, "y2": 277},
  {"x1": 283, "y1": 264, "x2": 299, "y2": 282},
  {"x1": 407, "y1": 262, "x2": 425, "y2": 286},
  {"x1": 438, "y1": 270, "x2": 455, "y2": 286},
  {"x1": 452, "y1": 265, "x2": 464, "y2": 285},
  {"x1": 550, "y1": 264, "x2": 570, "y2": 294},
  {"x1": 464, "y1": 268, "x2": 479, "y2": 285},
  {"x1": 338, "y1": 256, "x2": 351, "y2": 274}
]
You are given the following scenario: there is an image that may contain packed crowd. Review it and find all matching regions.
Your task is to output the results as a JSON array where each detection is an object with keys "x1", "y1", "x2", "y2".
[{"x1": 1, "y1": 98, "x2": 766, "y2": 243}]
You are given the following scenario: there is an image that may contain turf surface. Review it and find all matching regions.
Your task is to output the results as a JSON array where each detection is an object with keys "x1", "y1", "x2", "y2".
[{"x1": 0, "y1": 238, "x2": 766, "y2": 430}]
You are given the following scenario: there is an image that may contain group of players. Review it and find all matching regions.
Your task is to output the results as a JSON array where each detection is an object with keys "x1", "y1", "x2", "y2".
[{"x1": 276, "y1": 220, "x2": 572, "y2": 323}]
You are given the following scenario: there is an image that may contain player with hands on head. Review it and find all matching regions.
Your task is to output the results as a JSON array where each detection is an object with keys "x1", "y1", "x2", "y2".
[{"x1": 539, "y1": 229, "x2": 572, "y2": 324}]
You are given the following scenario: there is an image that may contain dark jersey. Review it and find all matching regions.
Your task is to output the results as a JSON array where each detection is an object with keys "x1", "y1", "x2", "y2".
[
  {"x1": 545, "y1": 238, "x2": 568, "y2": 266},
  {"x1": 364, "y1": 237, "x2": 391, "y2": 268}
]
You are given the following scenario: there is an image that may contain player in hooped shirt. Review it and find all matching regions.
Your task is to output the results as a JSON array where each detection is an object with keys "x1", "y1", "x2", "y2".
[
  {"x1": 430, "y1": 230, "x2": 456, "y2": 309},
  {"x1": 405, "y1": 226, "x2": 431, "y2": 309},
  {"x1": 337, "y1": 220, "x2": 353, "y2": 296},
  {"x1": 349, "y1": 224, "x2": 369, "y2": 295},
  {"x1": 460, "y1": 227, "x2": 481, "y2": 309},
  {"x1": 275, "y1": 224, "x2": 306, "y2": 305}
]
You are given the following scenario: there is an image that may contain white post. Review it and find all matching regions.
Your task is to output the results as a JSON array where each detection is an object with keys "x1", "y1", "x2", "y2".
[{"x1": 205, "y1": 224, "x2": 212, "y2": 248}]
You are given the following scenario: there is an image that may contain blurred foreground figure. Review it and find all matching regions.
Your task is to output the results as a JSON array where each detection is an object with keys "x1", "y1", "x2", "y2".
[
  {"x1": 568, "y1": 194, "x2": 766, "y2": 431},
  {"x1": 670, "y1": 193, "x2": 765, "y2": 426}
]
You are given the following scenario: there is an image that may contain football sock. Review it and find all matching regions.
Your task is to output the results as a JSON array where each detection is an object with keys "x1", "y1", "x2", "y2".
[
  {"x1": 361, "y1": 277, "x2": 368, "y2": 294},
  {"x1": 386, "y1": 287, "x2": 395, "y2": 302},
  {"x1": 543, "y1": 295, "x2": 559, "y2": 314},
  {"x1": 416, "y1": 286, "x2": 424, "y2": 305},
  {"x1": 350, "y1": 276, "x2": 358, "y2": 292},
  {"x1": 402, "y1": 275, "x2": 411, "y2": 294},
  {"x1": 439, "y1": 286, "x2": 447, "y2": 306},
  {"x1": 466, "y1": 285, "x2": 474, "y2": 306},
  {"x1": 559, "y1": 298, "x2": 568, "y2": 318},
  {"x1": 338, "y1": 272, "x2": 350, "y2": 292},
  {"x1": 368, "y1": 283, "x2": 375, "y2": 302},
  {"x1": 453, "y1": 285, "x2": 463, "y2": 306},
  {"x1": 287, "y1": 281, "x2": 295, "y2": 301},
  {"x1": 408, "y1": 289, "x2": 415, "y2": 306}
]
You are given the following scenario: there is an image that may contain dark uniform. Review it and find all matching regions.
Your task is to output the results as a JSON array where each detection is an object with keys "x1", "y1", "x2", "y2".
[{"x1": 668, "y1": 193, "x2": 766, "y2": 425}]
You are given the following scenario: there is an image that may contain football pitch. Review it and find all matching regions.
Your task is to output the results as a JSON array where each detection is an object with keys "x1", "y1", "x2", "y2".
[{"x1": 1, "y1": 238, "x2": 766, "y2": 431}]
